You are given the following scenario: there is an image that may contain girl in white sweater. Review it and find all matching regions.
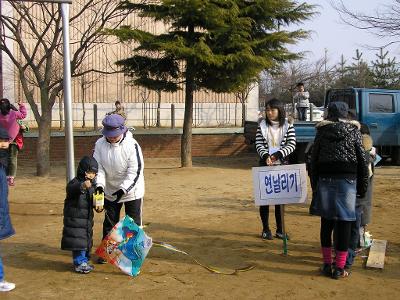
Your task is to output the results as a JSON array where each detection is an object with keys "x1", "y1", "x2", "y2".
[{"x1": 255, "y1": 98, "x2": 296, "y2": 240}]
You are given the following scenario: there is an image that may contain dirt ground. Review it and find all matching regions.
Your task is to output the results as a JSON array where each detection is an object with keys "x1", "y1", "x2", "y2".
[{"x1": 2, "y1": 157, "x2": 400, "y2": 299}]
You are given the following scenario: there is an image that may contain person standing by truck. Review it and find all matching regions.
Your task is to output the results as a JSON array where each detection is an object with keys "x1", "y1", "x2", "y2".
[
  {"x1": 255, "y1": 98, "x2": 296, "y2": 240},
  {"x1": 310, "y1": 101, "x2": 369, "y2": 279},
  {"x1": 293, "y1": 82, "x2": 309, "y2": 121}
]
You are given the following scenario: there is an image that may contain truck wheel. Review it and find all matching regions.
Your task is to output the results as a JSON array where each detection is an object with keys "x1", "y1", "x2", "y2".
[{"x1": 392, "y1": 147, "x2": 400, "y2": 166}]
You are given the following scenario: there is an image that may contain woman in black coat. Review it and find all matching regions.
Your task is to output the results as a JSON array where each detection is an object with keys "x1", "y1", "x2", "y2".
[
  {"x1": 311, "y1": 102, "x2": 369, "y2": 280},
  {"x1": 61, "y1": 156, "x2": 98, "y2": 274}
]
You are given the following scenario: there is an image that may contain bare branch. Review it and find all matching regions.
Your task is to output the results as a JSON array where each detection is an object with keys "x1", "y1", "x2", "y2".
[{"x1": 332, "y1": 0, "x2": 400, "y2": 46}]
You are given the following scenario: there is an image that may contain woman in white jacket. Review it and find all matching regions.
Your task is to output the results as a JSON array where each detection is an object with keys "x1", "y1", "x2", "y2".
[{"x1": 93, "y1": 114, "x2": 144, "y2": 263}]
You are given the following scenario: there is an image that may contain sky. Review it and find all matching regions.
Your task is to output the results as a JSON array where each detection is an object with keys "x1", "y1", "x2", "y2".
[{"x1": 289, "y1": 0, "x2": 398, "y2": 65}]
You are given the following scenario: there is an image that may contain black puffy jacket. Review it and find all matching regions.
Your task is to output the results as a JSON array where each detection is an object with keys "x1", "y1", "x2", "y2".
[
  {"x1": 311, "y1": 120, "x2": 369, "y2": 196},
  {"x1": 61, "y1": 157, "x2": 97, "y2": 251}
]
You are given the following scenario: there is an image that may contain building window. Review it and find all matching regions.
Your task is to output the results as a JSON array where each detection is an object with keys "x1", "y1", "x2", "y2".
[{"x1": 369, "y1": 94, "x2": 395, "y2": 113}]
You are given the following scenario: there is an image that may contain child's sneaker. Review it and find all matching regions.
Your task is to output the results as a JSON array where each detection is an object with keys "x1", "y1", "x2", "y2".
[
  {"x1": 7, "y1": 176, "x2": 15, "y2": 186},
  {"x1": 74, "y1": 262, "x2": 92, "y2": 274},
  {"x1": 0, "y1": 280, "x2": 16, "y2": 292},
  {"x1": 261, "y1": 230, "x2": 273, "y2": 240},
  {"x1": 332, "y1": 267, "x2": 350, "y2": 279},
  {"x1": 275, "y1": 232, "x2": 290, "y2": 240}
]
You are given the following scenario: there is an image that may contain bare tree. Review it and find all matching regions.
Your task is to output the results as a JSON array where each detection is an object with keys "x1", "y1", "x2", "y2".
[
  {"x1": 333, "y1": 0, "x2": 400, "y2": 47},
  {"x1": 261, "y1": 56, "x2": 336, "y2": 109},
  {"x1": 234, "y1": 83, "x2": 256, "y2": 127},
  {"x1": 0, "y1": 1, "x2": 140, "y2": 176},
  {"x1": 139, "y1": 87, "x2": 150, "y2": 129},
  {"x1": 76, "y1": 64, "x2": 103, "y2": 128}
]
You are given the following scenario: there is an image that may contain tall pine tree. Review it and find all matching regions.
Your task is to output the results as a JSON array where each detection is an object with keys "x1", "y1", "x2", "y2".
[
  {"x1": 348, "y1": 49, "x2": 372, "y2": 88},
  {"x1": 371, "y1": 48, "x2": 400, "y2": 89},
  {"x1": 112, "y1": 0, "x2": 314, "y2": 167}
]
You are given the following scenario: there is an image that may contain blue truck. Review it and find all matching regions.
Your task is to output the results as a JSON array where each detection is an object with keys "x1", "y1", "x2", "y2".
[{"x1": 244, "y1": 88, "x2": 400, "y2": 165}]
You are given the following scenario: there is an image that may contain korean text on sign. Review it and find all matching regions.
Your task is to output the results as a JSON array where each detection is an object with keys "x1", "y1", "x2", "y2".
[
  {"x1": 263, "y1": 170, "x2": 299, "y2": 197},
  {"x1": 252, "y1": 164, "x2": 307, "y2": 206}
]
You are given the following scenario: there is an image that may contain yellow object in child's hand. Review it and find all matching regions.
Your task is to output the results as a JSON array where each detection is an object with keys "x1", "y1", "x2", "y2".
[{"x1": 93, "y1": 191, "x2": 104, "y2": 213}]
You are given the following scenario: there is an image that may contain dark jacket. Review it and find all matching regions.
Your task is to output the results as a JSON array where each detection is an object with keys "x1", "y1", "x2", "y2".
[
  {"x1": 0, "y1": 163, "x2": 15, "y2": 240},
  {"x1": 61, "y1": 157, "x2": 98, "y2": 251},
  {"x1": 311, "y1": 119, "x2": 369, "y2": 196}
]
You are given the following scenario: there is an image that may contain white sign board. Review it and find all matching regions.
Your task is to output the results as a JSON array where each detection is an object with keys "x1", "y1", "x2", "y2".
[{"x1": 252, "y1": 164, "x2": 308, "y2": 206}]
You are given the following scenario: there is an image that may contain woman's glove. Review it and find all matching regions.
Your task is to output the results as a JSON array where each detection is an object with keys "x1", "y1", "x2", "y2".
[{"x1": 112, "y1": 189, "x2": 125, "y2": 201}]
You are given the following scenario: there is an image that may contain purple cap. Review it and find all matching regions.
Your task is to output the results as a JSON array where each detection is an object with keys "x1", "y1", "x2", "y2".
[{"x1": 101, "y1": 114, "x2": 127, "y2": 138}]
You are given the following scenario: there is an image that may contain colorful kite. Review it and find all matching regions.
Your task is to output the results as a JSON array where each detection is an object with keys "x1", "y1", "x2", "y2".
[{"x1": 95, "y1": 215, "x2": 152, "y2": 276}]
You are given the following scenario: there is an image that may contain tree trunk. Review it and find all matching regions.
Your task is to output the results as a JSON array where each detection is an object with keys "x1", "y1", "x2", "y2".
[
  {"x1": 241, "y1": 100, "x2": 246, "y2": 127},
  {"x1": 143, "y1": 102, "x2": 147, "y2": 129},
  {"x1": 156, "y1": 91, "x2": 161, "y2": 127},
  {"x1": 181, "y1": 59, "x2": 195, "y2": 167},
  {"x1": 36, "y1": 115, "x2": 52, "y2": 176},
  {"x1": 59, "y1": 95, "x2": 64, "y2": 130},
  {"x1": 234, "y1": 97, "x2": 238, "y2": 127},
  {"x1": 81, "y1": 82, "x2": 86, "y2": 128}
]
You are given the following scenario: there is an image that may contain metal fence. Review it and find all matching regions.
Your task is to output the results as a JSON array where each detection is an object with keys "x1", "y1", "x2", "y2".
[{"x1": 24, "y1": 101, "x2": 247, "y2": 129}]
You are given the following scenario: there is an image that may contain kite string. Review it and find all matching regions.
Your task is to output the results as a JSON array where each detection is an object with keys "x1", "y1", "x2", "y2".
[{"x1": 152, "y1": 240, "x2": 255, "y2": 275}]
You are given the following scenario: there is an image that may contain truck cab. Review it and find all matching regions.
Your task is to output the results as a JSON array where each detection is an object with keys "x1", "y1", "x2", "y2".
[{"x1": 326, "y1": 88, "x2": 400, "y2": 164}]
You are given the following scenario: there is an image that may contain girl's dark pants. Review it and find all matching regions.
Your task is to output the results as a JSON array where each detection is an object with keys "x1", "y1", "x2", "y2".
[
  {"x1": 320, "y1": 217, "x2": 352, "y2": 252},
  {"x1": 258, "y1": 159, "x2": 283, "y2": 233},
  {"x1": 260, "y1": 205, "x2": 282, "y2": 233}
]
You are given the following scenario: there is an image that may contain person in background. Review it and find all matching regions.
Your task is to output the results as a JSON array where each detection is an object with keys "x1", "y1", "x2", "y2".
[
  {"x1": 255, "y1": 98, "x2": 296, "y2": 240},
  {"x1": 0, "y1": 98, "x2": 27, "y2": 186},
  {"x1": 0, "y1": 126, "x2": 16, "y2": 292},
  {"x1": 345, "y1": 123, "x2": 375, "y2": 270},
  {"x1": 293, "y1": 82, "x2": 310, "y2": 121},
  {"x1": 61, "y1": 156, "x2": 98, "y2": 274},
  {"x1": 107, "y1": 100, "x2": 127, "y2": 120},
  {"x1": 310, "y1": 101, "x2": 369, "y2": 279},
  {"x1": 93, "y1": 114, "x2": 144, "y2": 264}
]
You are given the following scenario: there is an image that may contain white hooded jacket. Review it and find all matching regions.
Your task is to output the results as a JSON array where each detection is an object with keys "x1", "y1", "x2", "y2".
[{"x1": 93, "y1": 131, "x2": 145, "y2": 202}]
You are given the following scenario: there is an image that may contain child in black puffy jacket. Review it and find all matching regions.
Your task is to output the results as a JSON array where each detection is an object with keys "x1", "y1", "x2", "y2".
[{"x1": 61, "y1": 156, "x2": 98, "y2": 274}]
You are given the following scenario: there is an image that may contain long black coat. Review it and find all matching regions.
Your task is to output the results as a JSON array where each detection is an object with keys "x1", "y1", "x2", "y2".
[{"x1": 61, "y1": 157, "x2": 97, "y2": 251}]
